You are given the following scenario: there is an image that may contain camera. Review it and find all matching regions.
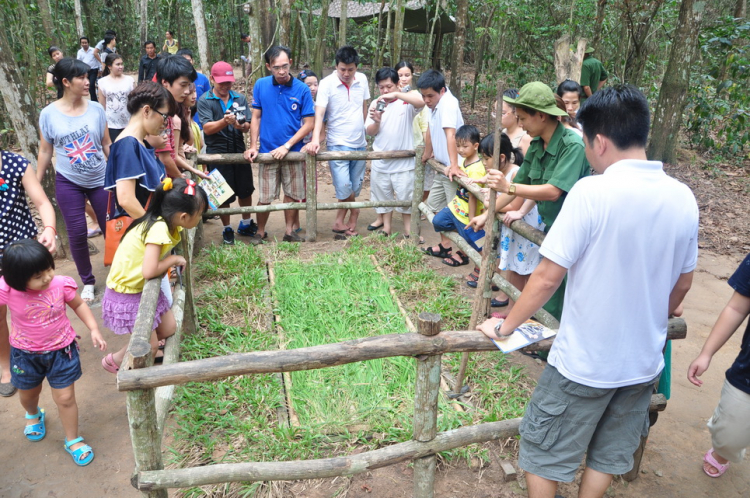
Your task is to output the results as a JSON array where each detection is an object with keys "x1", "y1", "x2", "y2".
[
  {"x1": 375, "y1": 100, "x2": 386, "y2": 112},
  {"x1": 228, "y1": 102, "x2": 247, "y2": 125},
  {"x1": 402, "y1": 85, "x2": 411, "y2": 92}
]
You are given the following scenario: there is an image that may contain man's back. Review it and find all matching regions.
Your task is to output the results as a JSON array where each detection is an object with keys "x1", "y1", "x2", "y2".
[
  {"x1": 541, "y1": 159, "x2": 698, "y2": 388},
  {"x1": 581, "y1": 57, "x2": 606, "y2": 93}
]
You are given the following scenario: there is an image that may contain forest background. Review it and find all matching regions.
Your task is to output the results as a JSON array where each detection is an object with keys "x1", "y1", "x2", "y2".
[{"x1": 0, "y1": 0, "x2": 748, "y2": 171}]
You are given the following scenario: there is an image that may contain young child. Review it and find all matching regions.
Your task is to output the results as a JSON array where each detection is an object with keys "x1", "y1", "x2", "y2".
[
  {"x1": 298, "y1": 69, "x2": 321, "y2": 153},
  {"x1": 101, "y1": 177, "x2": 208, "y2": 373},
  {"x1": 688, "y1": 252, "x2": 750, "y2": 478},
  {"x1": 0, "y1": 239, "x2": 106, "y2": 466},
  {"x1": 424, "y1": 125, "x2": 485, "y2": 267}
]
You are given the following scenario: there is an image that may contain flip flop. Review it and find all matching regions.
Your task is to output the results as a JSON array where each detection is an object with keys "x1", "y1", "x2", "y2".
[
  {"x1": 345, "y1": 228, "x2": 359, "y2": 237},
  {"x1": 466, "y1": 280, "x2": 500, "y2": 291},
  {"x1": 703, "y1": 448, "x2": 730, "y2": 477},
  {"x1": 24, "y1": 408, "x2": 46, "y2": 441},
  {"x1": 101, "y1": 354, "x2": 119, "y2": 374},
  {"x1": 332, "y1": 228, "x2": 348, "y2": 234},
  {"x1": 367, "y1": 223, "x2": 384, "y2": 231},
  {"x1": 491, "y1": 298, "x2": 510, "y2": 307},
  {"x1": 87, "y1": 227, "x2": 102, "y2": 238},
  {"x1": 64, "y1": 437, "x2": 94, "y2": 466}
]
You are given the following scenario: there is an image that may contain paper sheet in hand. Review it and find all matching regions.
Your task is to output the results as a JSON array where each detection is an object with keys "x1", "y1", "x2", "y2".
[
  {"x1": 491, "y1": 319, "x2": 557, "y2": 353},
  {"x1": 199, "y1": 169, "x2": 235, "y2": 209}
]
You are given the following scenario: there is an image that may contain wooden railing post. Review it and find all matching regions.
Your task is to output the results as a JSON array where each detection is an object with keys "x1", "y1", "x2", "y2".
[
  {"x1": 410, "y1": 146, "x2": 424, "y2": 242},
  {"x1": 305, "y1": 153, "x2": 318, "y2": 242},
  {"x1": 413, "y1": 313, "x2": 442, "y2": 498}
]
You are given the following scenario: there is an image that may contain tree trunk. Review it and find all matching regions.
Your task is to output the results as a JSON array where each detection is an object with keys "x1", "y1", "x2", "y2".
[
  {"x1": 0, "y1": 28, "x2": 69, "y2": 255},
  {"x1": 298, "y1": 12, "x2": 310, "y2": 64},
  {"x1": 73, "y1": 0, "x2": 84, "y2": 37},
  {"x1": 140, "y1": 0, "x2": 148, "y2": 52},
  {"x1": 592, "y1": 0, "x2": 608, "y2": 48},
  {"x1": 647, "y1": 0, "x2": 705, "y2": 163},
  {"x1": 247, "y1": 0, "x2": 264, "y2": 85},
  {"x1": 278, "y1": 0, "x2": 292, "y2": 46},
  {"x1": 382, "y1": 0, "x2": 393, "y2": 67},
  {"x1": 371, "y1": 0, "x2": 387, "y2": 96},
  {"x1": 736, "y1": 0, "x2": 746, "y2": 18},
  {"x1": 314, "y1": 0, "x2": 331, "y2": 75},
  {"x1": 554, "y1": 35, "x2": 587, "y2": 84},
  {"x1": 190, "y1": 0, "x2": 210, "y2": 74},
  {"x1": 450, "y1": 0, "x2": 468, "y2": 97},
  {"x1": 339, "y1": 0, "x2": 348, "y2": 46},
  {"x1": 392, "y1": 0, "x2": 405, "y2": 64},
  {"x1": 622, "y1": 0, "x2": 665, "y2": 86},
  {"x1": 36, "y1": 0, "x2": 57, "y2": 47}
]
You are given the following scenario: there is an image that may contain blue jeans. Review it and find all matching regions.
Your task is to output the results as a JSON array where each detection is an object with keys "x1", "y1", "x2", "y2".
[
  {"x1": 327, "y1": 145, "x2": 366, "y2": 199},
  {"x1": 432, "y1": 207, "x2": 485, "y2": 252}
]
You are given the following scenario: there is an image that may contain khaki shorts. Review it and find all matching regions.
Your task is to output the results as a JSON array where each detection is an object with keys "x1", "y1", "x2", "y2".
[
  {"x1": 258, "y1": 161, "x2": 306, "y2": 204},
  {"x1": 425, "y1": 173, "x2": 458, "y2": 213},
  {"x1": 518, "y1": 364, "x2": 656, "y2": 482},
  {"x1": 370, "y1": 169, "x2": 414, "y2": 214}
]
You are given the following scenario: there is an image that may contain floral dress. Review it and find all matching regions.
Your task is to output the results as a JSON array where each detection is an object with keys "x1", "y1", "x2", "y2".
[{"x1": 498, "y1": 165, "x2": 545, "y2": 275}]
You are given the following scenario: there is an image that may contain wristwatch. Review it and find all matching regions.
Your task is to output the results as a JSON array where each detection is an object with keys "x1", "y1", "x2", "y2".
[
  {"x1": 283, "y1": 142, "x2": 292, "y2": 150},
  {"x1": 508, "y1": 183, "x2": 517, "y2": 195}
]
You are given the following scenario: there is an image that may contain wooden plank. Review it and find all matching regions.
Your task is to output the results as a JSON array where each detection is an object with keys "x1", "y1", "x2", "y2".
[
  {"x1": 133, "y1": 418, "x2": 523, "y2": 490},
  {"x1": 207, "y1": 200, "x2": 411, "y2": 217},
  {"x1": 198, "y1": 149, "x2": 416, "y2": 165}
]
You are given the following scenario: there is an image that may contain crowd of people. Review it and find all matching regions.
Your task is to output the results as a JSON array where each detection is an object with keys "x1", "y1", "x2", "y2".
[{"x1": 0, "y1": 27, "x2": 747, "y2": 497}]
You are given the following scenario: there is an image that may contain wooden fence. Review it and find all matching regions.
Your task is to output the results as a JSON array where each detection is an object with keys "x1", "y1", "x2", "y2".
[{"x1": 118, "y1": 153, "x2": 687, "y2": 496}]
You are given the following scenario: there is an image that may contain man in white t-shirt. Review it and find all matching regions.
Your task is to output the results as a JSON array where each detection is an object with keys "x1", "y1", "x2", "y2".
[
  {"x1": 307, "y1": 46, "x2": 370, "y2": 237},
  {"x1": 477, "y1": 85, "x2": 699, "y2": 498},
  {"x1": 77, "y1": 37, "x2": 100, "y2": 102},
  {"x1": 364, "y1": 67, "x2": 425, "y2": 237}
]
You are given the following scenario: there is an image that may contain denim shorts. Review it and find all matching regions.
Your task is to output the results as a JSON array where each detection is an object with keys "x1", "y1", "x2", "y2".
[
  {"x1": 327, "y1": 145, "x2": 366, "y2": 199},
  {"x1": 518, "y1": 364, "x2": 656, "y2": 482},
  {"x1": 432, "y1": 207, "x2": 485, "y2": 252},
  {"x1": 10, "y1": 341, "x2": 82, "y2": 390}
]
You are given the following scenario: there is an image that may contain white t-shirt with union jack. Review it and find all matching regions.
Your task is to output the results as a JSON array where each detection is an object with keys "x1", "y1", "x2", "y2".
[{"x1": 39, "y1": 101, "x2": 108, "y2": 188}]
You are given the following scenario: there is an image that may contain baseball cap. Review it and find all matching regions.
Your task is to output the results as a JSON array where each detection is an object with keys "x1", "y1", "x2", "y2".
[
  {"x1": 211, "y1": 61, "x2": 235, "y2": 83},
  {"x1": 504, "y1": 82, "x2": 568, "y2": 117}
]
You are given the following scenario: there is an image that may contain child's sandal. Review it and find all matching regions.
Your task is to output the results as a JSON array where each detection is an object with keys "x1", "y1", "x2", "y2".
[
  {"x1": 64, "y1": 437, "x2": 95, "y2": 466},
  {"x1": 101, "y1": 353, "x2": 119, "y2": 374},
  {"x1": 24, "y1": 407, "x2": 46, "y2": 442},
  {"x1": 703, "y1": 448, "x2": 730, "y2": 477}
]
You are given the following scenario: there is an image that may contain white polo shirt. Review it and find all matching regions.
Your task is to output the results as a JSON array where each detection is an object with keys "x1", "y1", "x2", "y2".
[
  {"x1": 77, "y1": 47, "x2": 100, "y2": 70},
  {"x1": 428, "y1": 89, "x2": 464, "y2": 167},
  {"x1": 365, "y1": 98, "x2": 421, "y2": 173},
  {"x1": 541, "y1": 159, "x2": 699, "y2": 389},
  {"x1": 316, "y1": 71, "x2": 370, "y2": 148}
]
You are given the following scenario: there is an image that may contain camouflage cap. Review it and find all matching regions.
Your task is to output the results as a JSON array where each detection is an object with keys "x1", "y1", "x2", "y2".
[{"x1": 503, "y1": 82, "x2": 569, "y2": 117}]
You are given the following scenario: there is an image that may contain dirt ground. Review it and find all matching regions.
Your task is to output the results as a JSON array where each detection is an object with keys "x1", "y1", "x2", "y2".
[{"x1": 1, "y1": 164, "x2": 748, "y2": 498}]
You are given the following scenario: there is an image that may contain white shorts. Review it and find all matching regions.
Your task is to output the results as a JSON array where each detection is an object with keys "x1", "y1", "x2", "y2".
[{"x1": 370, "y1": 169, "x2": 414, "y2": 214}]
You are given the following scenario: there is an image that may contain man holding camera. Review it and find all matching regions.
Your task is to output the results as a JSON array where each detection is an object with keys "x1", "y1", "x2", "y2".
[
  {"x1": 244, "y1": 46, "x2": 314, "y2": 242},
  {"x1": 198, "y1": 61, "x2": 256, "y2": 245}
]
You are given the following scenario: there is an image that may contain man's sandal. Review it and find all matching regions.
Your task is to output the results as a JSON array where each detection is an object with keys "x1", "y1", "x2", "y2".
[
  {"x1": 703, "y1": 448, "x2": 730, "y2": 477},
  {"x1": 64, "y1": 437, "x2": 94, "y2": 466},
  {"x1": 422, "y1": 243, "x2": 452, "y2": 258},
  {"x1": 24, "y1": 408, "x2": 46, "y2": 441}
]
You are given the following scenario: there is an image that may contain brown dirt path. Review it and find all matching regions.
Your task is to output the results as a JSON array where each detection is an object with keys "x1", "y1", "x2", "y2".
[{"x1": 1, "y1": 167, "x2": 748, "y2": 497}]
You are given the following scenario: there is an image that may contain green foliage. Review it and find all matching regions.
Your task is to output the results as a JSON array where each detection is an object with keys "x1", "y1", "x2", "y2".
[{"x1": 686, "y1": 17, "x2": 750, "y2": 161}]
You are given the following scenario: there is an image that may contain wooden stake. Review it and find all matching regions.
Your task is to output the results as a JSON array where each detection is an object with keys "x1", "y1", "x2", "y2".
[
  {"x1": 410, "y1": 145, "x2": 425, "y2": 242},
  {"x1": 454, "y1": 81, "x2": 505, "y2": 393},
  {"x1": 413, "y1": 313, "x2": 442, "y2": 498},
  {"x1": 305, "y1": 153, "x2": 318, "y2": 242}
]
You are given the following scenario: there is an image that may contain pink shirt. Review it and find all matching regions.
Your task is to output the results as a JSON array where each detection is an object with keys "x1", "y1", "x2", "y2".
[{"x1": 0, "y1": 275, "x2": 78, "y2": 352}]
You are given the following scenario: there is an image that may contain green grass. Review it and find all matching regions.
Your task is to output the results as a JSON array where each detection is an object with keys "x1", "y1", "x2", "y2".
[{"x1": 167, "y1": 237, "x2": 534, "y2": 495}]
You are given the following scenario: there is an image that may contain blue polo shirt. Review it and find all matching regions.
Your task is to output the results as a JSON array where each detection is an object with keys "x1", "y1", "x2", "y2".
[
  {"x1": 251, "y1": 75, "x2": 314, "y2": 153},
  {"x1": 193, "y1": 72, "x2": 211, "y2": 129}
]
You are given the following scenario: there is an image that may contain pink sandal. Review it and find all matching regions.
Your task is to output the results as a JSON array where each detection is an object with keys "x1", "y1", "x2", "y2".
[
  {"x1": 703, "y1": 448, "x2": 730, "y2": 477},
  {"x1": 101, "y1": 354, "x2": 119, "y2": 374}
]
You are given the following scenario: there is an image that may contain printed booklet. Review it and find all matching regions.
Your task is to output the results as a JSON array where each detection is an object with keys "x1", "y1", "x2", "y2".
[
  {"x1": 199, "y1": 169, "x2": 235, "y2": 210},
  {"x1": 490, "y1": 319, "x2": 557, "y2": 353}
]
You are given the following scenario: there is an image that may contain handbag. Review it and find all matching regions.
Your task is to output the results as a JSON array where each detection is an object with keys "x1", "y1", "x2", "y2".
[{"x1": 103, "y1": 191, "x2": 150, "y2": 266}]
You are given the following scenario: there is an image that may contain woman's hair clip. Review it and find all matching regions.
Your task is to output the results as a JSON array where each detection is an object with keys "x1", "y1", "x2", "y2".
[
  {"x1": 161, "y1": 177, "x2": 173, "y2": 191},
  {"x1": 184, "y1": 179, "x2": 196, "y2": 196},
  {"x1": 299, "y1": 71, "x2": 307, "y2": 79}
]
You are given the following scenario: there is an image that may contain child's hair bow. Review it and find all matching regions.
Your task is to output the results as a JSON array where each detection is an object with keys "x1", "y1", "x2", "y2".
[{"x1": 184, "y1": 179, "x2": 196, "y2": 196}]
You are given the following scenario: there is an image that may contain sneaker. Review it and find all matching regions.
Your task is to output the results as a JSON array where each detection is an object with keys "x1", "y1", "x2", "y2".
[
  {"x1": 222, "y1": 227, "x2": 235, "y2": 245},
  {"x1": 282, "y1": 232, "x2": 304, "y2": 243},
  {"x1": 237, "y1": 220, "x2": 258, "y2": 237}
]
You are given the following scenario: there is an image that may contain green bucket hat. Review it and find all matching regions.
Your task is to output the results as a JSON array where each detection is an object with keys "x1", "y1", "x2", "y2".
[
  {"x1": 503, "y1": 82, "x2": 568, "y2": 117},
  {"x1": 585, "y1": 46, "x2": 595, "y2": 54}
]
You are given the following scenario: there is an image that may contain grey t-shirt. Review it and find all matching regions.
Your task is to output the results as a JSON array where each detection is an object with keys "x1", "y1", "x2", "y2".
[{"x1": 39, "y1": 101, "x2": 108, "y2": 188}]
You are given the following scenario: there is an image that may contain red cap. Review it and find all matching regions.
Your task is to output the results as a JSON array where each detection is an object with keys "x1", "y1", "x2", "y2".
[{"x1": 211, "y1": 61, "x2": 235, "y2": 83}]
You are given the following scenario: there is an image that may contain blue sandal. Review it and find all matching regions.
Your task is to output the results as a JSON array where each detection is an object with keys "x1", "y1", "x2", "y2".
[
  {"x1": 64, "y1": 437, "x2": 94, "y2": 466},
  {"x1": 24, "y1": 408, "x2": 46, "y2": 441}
]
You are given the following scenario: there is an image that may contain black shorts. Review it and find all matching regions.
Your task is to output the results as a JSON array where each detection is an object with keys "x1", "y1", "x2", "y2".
[{"x1": 214, "y1": 163, "x2": 254, "y2": 204}]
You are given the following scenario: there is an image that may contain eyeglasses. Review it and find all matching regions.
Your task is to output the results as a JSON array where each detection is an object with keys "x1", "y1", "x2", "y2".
[
  {"x1": 271, "y1": 64, "x2": 290, "y2": 72},
  {"x1": 153, "y1": 108, "x2": 169, "y2": 124}
]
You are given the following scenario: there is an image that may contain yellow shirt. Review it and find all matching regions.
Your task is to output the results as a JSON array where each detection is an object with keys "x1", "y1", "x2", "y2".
[
  {"x1": 106, "y1": 217, "x2": 182, "y2": 294},
  {"x1": 449, "y1": 158, "x2": 486, "y2": 225},
  {"x1": 412, "y1": 100, "x2": 429, "y2": 147}
]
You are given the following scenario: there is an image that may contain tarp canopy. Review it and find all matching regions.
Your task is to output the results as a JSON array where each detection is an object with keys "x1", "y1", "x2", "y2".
[{"x1": 310, "y1": 0, "x2": 456, "y2": 34}]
